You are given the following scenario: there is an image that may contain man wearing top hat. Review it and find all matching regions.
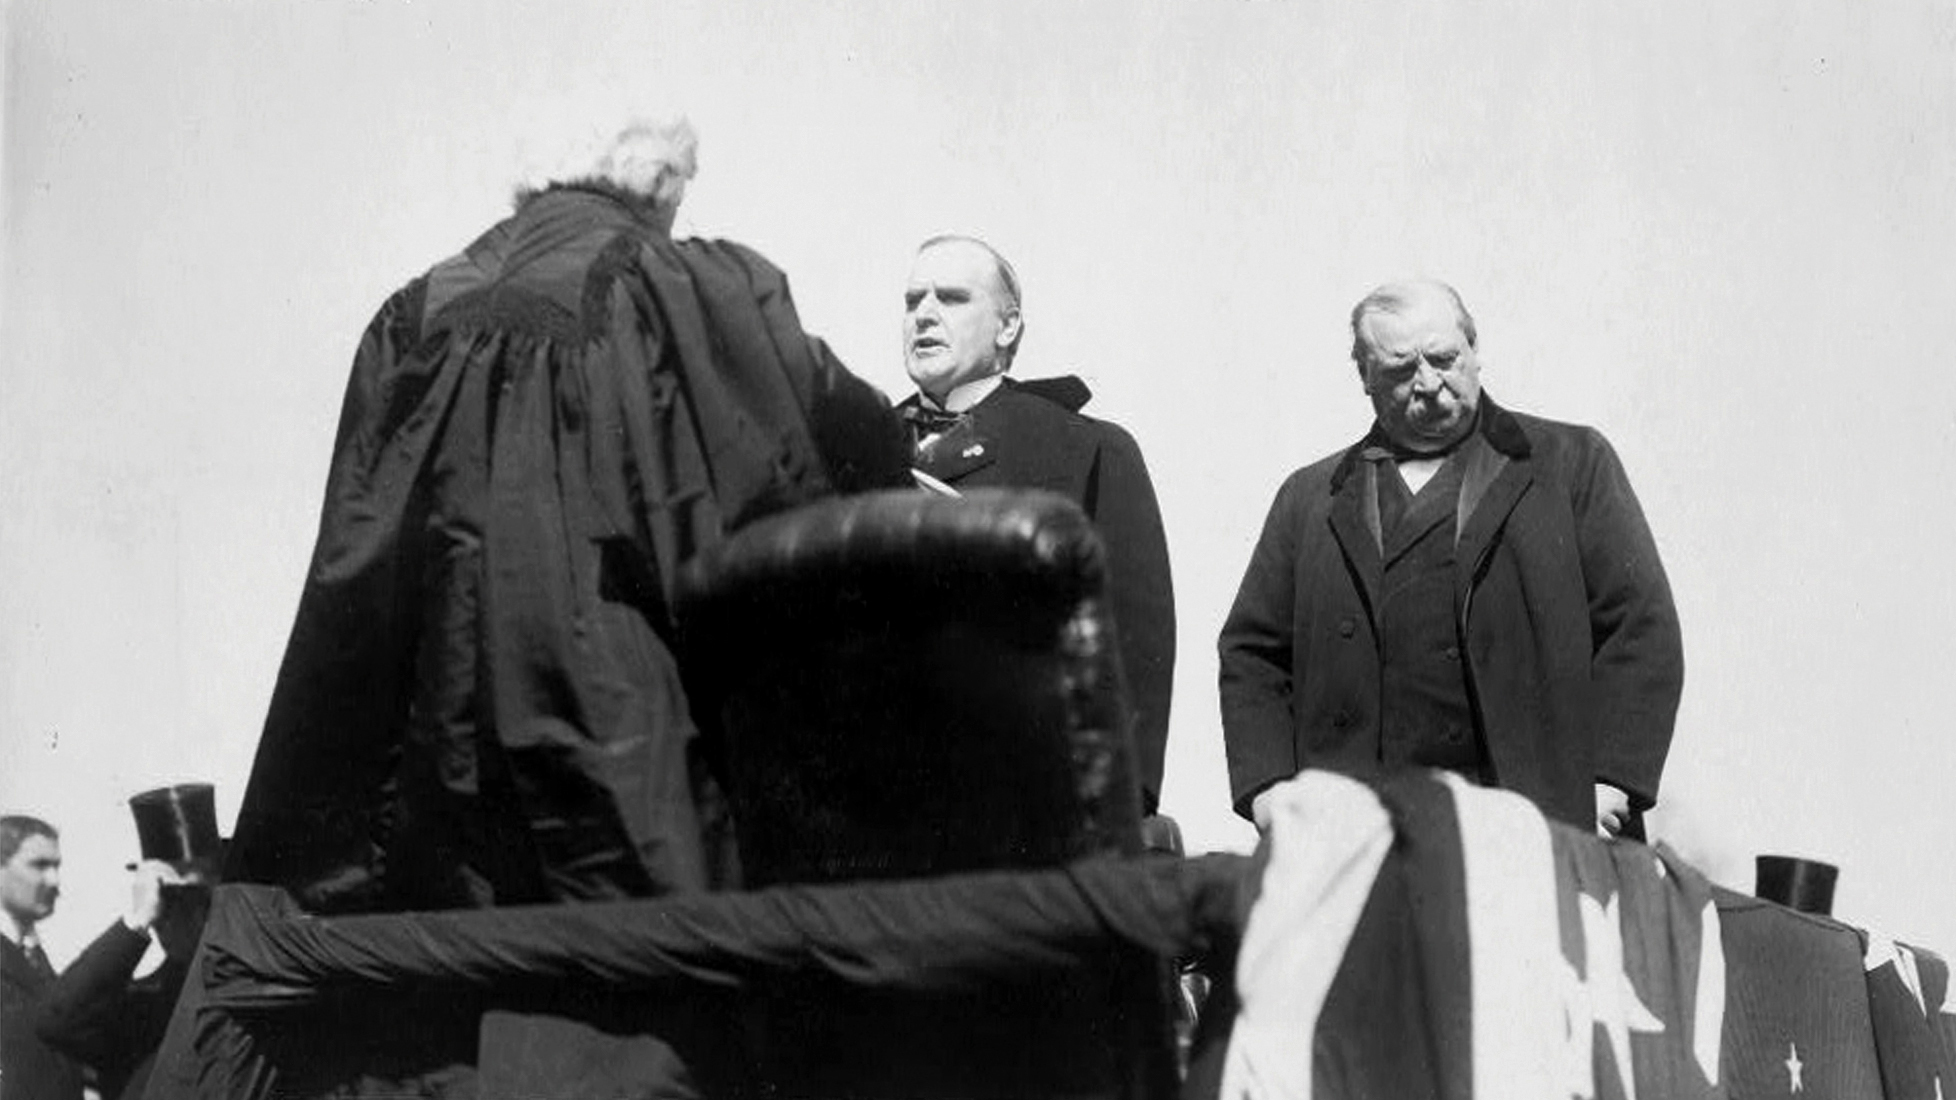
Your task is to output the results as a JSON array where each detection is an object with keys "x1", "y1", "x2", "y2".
[{"x1": 37, "y1": 785, "x2": 222, "y2": 1100}]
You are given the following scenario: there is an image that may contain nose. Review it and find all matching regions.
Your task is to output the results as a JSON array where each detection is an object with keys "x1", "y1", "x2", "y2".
[{"x1": 1410, "y1": 358, "x2": 1443, "y2": 393}]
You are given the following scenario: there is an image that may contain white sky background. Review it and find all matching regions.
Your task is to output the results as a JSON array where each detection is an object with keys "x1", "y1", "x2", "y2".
[{"x1": 4, "y1": 0, "x2": 1954, "y2": 965}]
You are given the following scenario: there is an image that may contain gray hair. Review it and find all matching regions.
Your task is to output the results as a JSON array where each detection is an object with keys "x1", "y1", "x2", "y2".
[
  {"x1": 514, "y1": 117, "x2": 699, "y2": 217},
  {"x1": 918, "y1": 234, "x2": 1025, "y2": 367},
  {"x1": 1349, "y1": 279, "x2": 1478, "y2": 367},
  {"x1": 0, "y1": 815, "x2": 57, "y2": 864}
]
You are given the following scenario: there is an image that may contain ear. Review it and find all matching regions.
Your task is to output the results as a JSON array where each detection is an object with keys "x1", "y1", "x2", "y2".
[{"x1": 995, "y1": 309, "x2": 1023, "y2": 351}]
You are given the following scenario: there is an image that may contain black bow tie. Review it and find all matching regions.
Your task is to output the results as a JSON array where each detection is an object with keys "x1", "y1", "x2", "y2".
[{"x1": 901, "y1": 404, "x2": 966, "y2": 437}]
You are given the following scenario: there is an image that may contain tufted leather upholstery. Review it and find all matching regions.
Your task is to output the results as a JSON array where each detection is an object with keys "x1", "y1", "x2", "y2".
[
  {"x1": 676, "y1": 487, "x2": 1173, "y2": 1099},
  {"x1": 678, "y1": 488, "x2": 1148, "y2": 886}
]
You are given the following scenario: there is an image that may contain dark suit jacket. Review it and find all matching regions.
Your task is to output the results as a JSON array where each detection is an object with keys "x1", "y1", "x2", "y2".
[
  {"x1": 1, "y1": 936, "x2": 84, "y2": 1100},
  {"x1": 1217, "y1": 397, "x2": 1683, "y2": 828},
  {"x1": 905, "y1": 376, "x2": 1177, "y2": 810},
  {"x1": 37, "y1": 922, "x2": 186, "y2": 1100}
]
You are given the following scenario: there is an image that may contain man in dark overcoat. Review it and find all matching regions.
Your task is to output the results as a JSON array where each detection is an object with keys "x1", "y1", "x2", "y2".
[
  {"x1": 1218, "y1": 280, "x2": 1682, "y2": 834},
  {"x1": 897, "y1": 236, "x2": 1177, "y2": 812}
]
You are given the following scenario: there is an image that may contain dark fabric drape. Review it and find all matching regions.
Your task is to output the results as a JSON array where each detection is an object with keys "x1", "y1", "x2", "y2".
[
  {"x1": 224, "y1": 188, "x2": 908, "y2": 914},
  {"x1": 144, "y1": 855, "x2": 1248, "y2": 1100}
]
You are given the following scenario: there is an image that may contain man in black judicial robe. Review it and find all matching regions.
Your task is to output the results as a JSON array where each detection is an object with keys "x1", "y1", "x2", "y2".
[
  {"x1": 897, "y1": 236, "x2": 1177, "y2": 811},
  {"x1": 225, "y1": 121, "x2": 909, "y2": 917}
]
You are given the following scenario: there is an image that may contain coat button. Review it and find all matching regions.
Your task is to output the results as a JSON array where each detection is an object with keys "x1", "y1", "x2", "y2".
[
  {"x1": 1332, "y1": 711, "x2": 1352, "y2": 729},
  {"x1": 1444, "y1": 726, "x2": 1466, "y2": 744},
  {"x1": 1444, "y1": 645, "x2": 1460, "y2": 661},
  {"x1": 1338, "y1": 618, "x2": 1356, "y2": 638}
]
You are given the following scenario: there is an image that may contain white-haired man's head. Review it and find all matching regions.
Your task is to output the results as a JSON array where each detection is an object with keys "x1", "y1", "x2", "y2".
[
  {"x1": 1350, "y1": 279, "x2": 1484, "y2": 454},
  {"x1": 514, "y1": 117, "x2": 699, "y2": 231}
]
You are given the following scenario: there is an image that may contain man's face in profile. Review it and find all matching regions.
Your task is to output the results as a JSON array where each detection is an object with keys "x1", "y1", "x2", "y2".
[
  {"x1": 1358, "y1": 292, "x2": 1483, "y2": 452},
  {"x1": 902, "y1": 241, "x2": 1020, "y2": 402},
  {"x1": 0, "y1": 834, "x2": 62, "y2": 926}
]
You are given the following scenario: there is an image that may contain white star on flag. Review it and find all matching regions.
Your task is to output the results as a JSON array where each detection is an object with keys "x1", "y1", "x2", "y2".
[
  {"x1": 1786, "y1": 1042, "x2": 1804, "y2": 1093},
  {"x1": 1562, "y1": 890, "x2": 1666, "y2": 1100}
]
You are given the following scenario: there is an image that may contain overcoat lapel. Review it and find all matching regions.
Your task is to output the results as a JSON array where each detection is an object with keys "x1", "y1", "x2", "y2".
[
  {"x1": 1328, "y1": 457, "x2": 1384, "y2": 624},
  {"x1": 1453, "y1": 440, "x2": 1530, "y2": 591},
  {"x1": 915, "y1": 418, "x2": 997, "y2": 482}
]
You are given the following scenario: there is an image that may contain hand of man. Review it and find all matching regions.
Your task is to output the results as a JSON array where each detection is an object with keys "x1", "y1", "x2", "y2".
[
  {"x1": 123, "y1": 859, "x2": 184, "y2": 933},
  {"x1": 1595, "y1": 783, "x2": 1632, "y2": 839},
  {"x1": 1251, "y1": 784, "x2": 1285, "y2": 832}
]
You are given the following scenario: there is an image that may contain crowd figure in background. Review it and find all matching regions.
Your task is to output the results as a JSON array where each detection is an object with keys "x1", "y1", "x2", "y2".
[
  {"x1": 1, "y1": 815, "x2": 84, "y2": 1100},
  {"x1": 1219, "y1": 279, "x2": 1684, "y2": 835},
  {"x1": 897, "y1": 235, "x2": 1177, "y2": 813},
  {"x1": 38, "y1": 785, "x2": 224, "y2": 1100}
]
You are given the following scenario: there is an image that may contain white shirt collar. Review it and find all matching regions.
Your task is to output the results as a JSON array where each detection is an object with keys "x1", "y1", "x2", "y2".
[{"x1": 920, "y1": 373, "x2": 1005, "y2": 415}]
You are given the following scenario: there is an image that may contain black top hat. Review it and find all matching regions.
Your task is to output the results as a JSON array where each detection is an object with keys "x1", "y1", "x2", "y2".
[
  {"x1": 129, "y1": 784, "x2": 221, "y2": 869},
  {"x1": 1755, "y1": 854, "x2": 1839, "y2": 916}
]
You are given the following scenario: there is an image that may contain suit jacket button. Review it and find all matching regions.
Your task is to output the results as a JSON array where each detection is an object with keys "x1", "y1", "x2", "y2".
[
  {"x1": 1444, "y1": 645, "x2": 1460, "y2": 661},
  {"x1": 1332, "y1": 711, "x2": 1351, "y2": 729},
  {"x1": 1338, "y1": 618, "x2": 1356, "y2": 638}
]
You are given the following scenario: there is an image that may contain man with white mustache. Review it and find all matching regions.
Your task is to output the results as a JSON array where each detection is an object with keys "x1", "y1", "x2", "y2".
[{"x1": 1220, "y1": 280, "x2": 1683, "y2": 839}]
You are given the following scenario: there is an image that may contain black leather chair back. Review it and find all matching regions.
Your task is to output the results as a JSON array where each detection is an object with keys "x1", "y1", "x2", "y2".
[{"x1": 677, "y1": 488, "x2": 1173, "y2": 1100}]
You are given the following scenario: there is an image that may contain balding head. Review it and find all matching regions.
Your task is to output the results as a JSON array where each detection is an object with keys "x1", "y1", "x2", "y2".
[
  {"x1": 902, "y1": 236, "x2": 1026, "y2": 401},
  {"x1": 1349, "y1": 280, "x2": 1477, "y2": 372}
]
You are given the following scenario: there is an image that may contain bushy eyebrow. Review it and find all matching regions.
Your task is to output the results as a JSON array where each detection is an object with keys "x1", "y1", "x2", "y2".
[
  {"x1": 903, "y1": 285, "x2": 974, "y2": 308},
  {"x1": 1372, "y1": 345, "x2": 1463, "y2": 369}
]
